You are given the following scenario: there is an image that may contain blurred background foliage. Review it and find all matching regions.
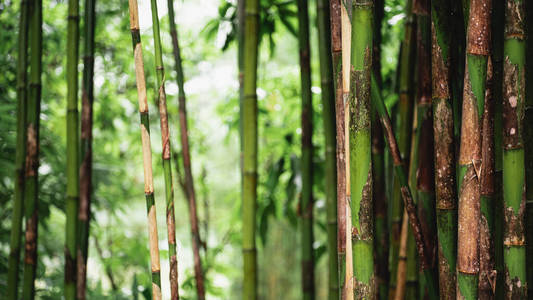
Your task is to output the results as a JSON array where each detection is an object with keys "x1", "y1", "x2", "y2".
[{"x1": 0, "y1": 0, "x2": 405, "y2": 298}]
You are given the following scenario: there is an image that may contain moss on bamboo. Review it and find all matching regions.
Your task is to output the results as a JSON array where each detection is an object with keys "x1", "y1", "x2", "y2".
[
  {"x1": 502, "y1": 0, "x2": 527, "y2": 297},
  {"x1": 127, "y1": 1, "x2": 162, "y2": 298}
]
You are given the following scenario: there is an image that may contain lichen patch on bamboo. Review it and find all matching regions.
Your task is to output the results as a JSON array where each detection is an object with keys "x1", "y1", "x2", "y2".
[
  {"x1": 431, "y1": 24, "x2": 450, "y2": 100},
  {"x1": 503, "y1": 196, "x2": 526, "y2": 246},
  {"x1": 502, "y1": 57, "x2": 524, "y2": 150},
  {"x1": 433, "y1": 99, "x2": 456, "y2": 210},
  {"x1": 504, "y1": 0, "x2": 524, "y2": 39}
]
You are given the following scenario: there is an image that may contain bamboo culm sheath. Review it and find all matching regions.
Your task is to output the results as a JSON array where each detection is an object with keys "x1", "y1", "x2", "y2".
[{"x1": 128, "y1": 0, "x2": 162, "y2": 298}]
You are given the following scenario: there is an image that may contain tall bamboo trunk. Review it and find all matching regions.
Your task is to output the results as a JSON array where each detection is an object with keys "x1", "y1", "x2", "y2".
[
  {"x1": 7, "y1": 1, "x2": 30, "y2": 299},
  {"x1": 166, "y1": 2, "x2": 205, "y2": 299},
  {"x1": 389, "y1": 0, "x2": 415, "y2": 294},
  {"x1": 242, "y1": 0, "x2": 259, "y2": 297},
  {"x1": 478, "y1": 57, "x2": 496, "y2": 299},
  {"x1": 340, "y1": 1, "x2": 353, "y2": 298},
  {"x1": 371, "y1": 1, "x2": 389, "y2": 299},
  {"x1": 77, "y1": 0, "x2": 96, "y2": 298},
  {"x1": 456, "y1": 0, "x2": 491, "y2": 298},
  {"x1": 502, "y1": 0, "x2": 527, "y2": 297},
  {"x1": 490, "y1": 0, "x2": 504, "y2": 297},
  {"x1": 127, "y1": 1, "x2": 162, "y2": 298},
  {"x1": 349, "y1": 0, "x2": 375, "y2": 298},
  {"x1": 297, "y1": 0, "x2": 315, "y2": 298},
  {"x1": 149, "y1": 1, "x2": 180, "y2": 299},
  {"x1": 316, "y1": 0, "x2": 338, "y2": 298},
  {"x1": 371, "y1": 75, "x2": 438, "y2": 300},
  {"x1": 21, "y1": 1, "x2": 42, "y2": 298},
  {"x1": 65, "y1": 0, "x2": 80, "y2": 297},
  {"x1": 430, "y1": 0, "x2": 458, "y2": 297},
  {"x1": 413, "y1": 1, "x2": 438, "y2": 298},
  {"x1": 329, "y1": 0, "x2": 345, "y2": 298}
]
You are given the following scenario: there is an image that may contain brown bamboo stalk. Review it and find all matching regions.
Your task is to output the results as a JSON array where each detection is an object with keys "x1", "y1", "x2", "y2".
[{"x1": 330, "y1": 0, "x2": 346, "y2": 298}]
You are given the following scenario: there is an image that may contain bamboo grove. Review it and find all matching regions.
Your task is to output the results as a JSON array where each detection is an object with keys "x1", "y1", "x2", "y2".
[{"x1": 4, "y1": 0, "x2": 533, "y2": 299}]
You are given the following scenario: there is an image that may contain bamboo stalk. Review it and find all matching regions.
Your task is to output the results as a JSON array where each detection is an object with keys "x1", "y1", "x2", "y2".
[
  {"x1": 456, "y1": 0, "x2": 492, "y2": 298},
  {"x1": 371, "y1": 1, "x2": 389, "y2": 299},
  {"x1": 394, "y1": 209, "x2": 409, "y2": 300},
  {"x1": 148, "y1": 1, "x2": 181, "y2": 299},
  {"x1": 413, "y1": 1, "x2": 438, "y2": 298},
  {"x1": 371, "y1": 75, "x2": 438, "y2": 300},
  {"x1": 316, "y1": 0, "x2": 338, "y2": 298},
  {"x1": 7, "y1": 1, "x2": 30, "y2": 298},
  {"x1": 127, "y1": 1, "x2": 162, "y2": 298},
  {"x1": 329, "y1": 0, "x2": 346, "y2": 298},
  {"x1": 166, "y1": 2, "x2": 205, "y2": 299},
  {"x1": 389, "y1": 0, "x2": 415, "y2": 293},
  {"x1": 242, "y1": 0, "x2": 259, "y2": 297},
  {"x1": 478, "y1": 57, "x2": 496, "y2": 300},
  {"x1": 77, "y1": 0, "x2": 96, "y2": 298},
  {"x1": 430, "y1": 0, "x2": 458, "y2": 297},
  {"x1": 297, "y1": 0, "x2": 315, "y2": 298},
  {"x1": 340, "y1": 1, "x2": 353, "y2": 298},
  {"x1": 65, "y1": 0, "x2": 80, "y2": 297},
  {"x1": 490, "y1": 0, "x2": 504, "y2": 297},
  {"x1": 502, "y1": 0, "x2": 527, "y2": 297},
  {"x1": 21, "y1": 1, "x2": 42, "y2": 298},
  {"x1": 349, "y1": 0, "x2": 375, "y2": 298}
]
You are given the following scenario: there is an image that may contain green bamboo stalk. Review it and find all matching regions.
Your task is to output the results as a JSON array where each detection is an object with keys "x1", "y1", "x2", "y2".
[
  {"x1": 502, "y1": 0, "x2": 527, "y2": 297},
  {"x1": 457, "y1": 1, "x2": 491, "y2": 298},
  {"x1": 149, "y1": 1, "x2": 181, "y2": 299},
  {"x1": 297, "y1": 0, "x2": 315, "y2": 298},
  {"x1": 478, "y1": 58, "x2": 496, "y2": 300},
  {"x1": 77, "y1": 0, "x2": 96, "y2": 298},
  {"x1": 127, "y1": 1, "x2": 162, "y2": 298},
  {"x1": 413, "y1": 1, "x2": 438, "y2": 298},
  {"x1": 167, "y1": 2, "x2": 205, "y2": 299},
  {"x1": 242, "y1": 0, "x2": 259, "y2": 297},
  {"x1": 389, "y1": 0, "x2": 415, "y2": 293},
  {"x1": 430, "y1": 0, "x2": 457, "y2": 297},
  {"x1": 7, "y1": 1, "x2": 30, "y2": 298},
  {"x1": 316, "y1": 0, "x2": 338, "y2": 299},
  {"x1": 371, "y1": 1, "x2": 389, "y2": 299},
  {"x1": 21, "y1": 1, "x2": 42, "y2": 298},
  {"x1": 65, "y1": 0, "x2": 80, "y2": 297},
  {"x1": 371, "y1": 74, "x2": 439, "y2": 300},
  {"x1": 349, "y1": 0, "x2": 375, "y2": 298},
  {"x1": 329, "y1": 1, "x2": 346, "y2": 298}
]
